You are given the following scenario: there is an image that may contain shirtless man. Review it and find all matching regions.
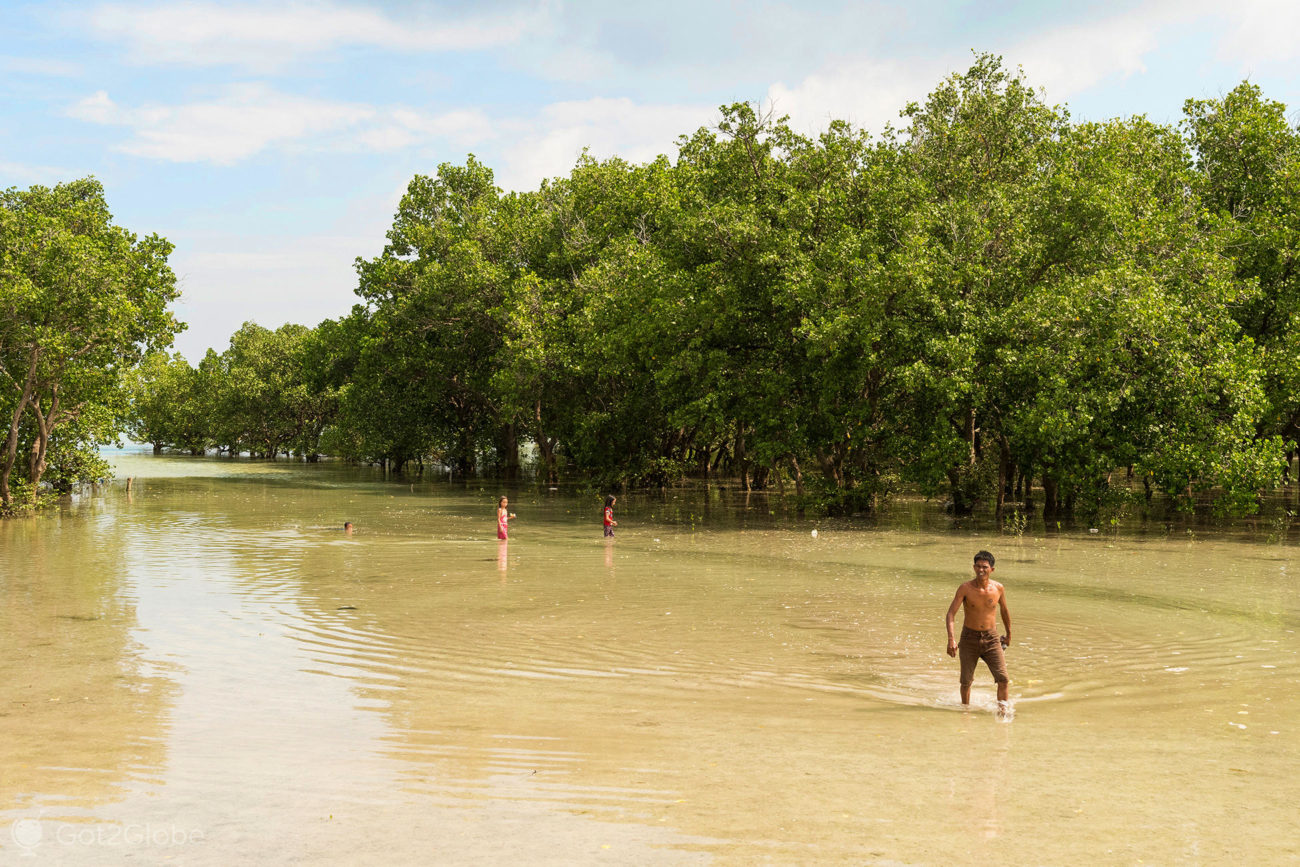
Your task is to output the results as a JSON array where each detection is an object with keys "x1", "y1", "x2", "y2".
[{"x1": 945, "y1": 550, "x2": 1012, "y2": 710}]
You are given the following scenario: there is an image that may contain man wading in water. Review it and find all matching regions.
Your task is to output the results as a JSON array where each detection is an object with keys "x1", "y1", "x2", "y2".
[{"x1": 945, "y1": 550, "x2": 1012, "y2": 714}]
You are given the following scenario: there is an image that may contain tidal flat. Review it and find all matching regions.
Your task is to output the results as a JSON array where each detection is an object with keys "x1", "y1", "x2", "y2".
[{"x1": 1, "y1": 453, "x2": 1296, "y2": 864}]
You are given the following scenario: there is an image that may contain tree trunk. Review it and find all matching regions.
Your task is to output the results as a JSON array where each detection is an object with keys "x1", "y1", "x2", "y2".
[
  {"x1": 817, "y1": 448, "x2": 844, "y2": 488},
  {"x1": 1042, "y1": 476, "x2": 1060, "y2": 519},
  {"x1": 995, "y1": 435, "x2": 1011, "y2": 521},
  {"x1": 696, "y1": 447, "x2": 710, "y2": 478},
  {"x1": 965, "y1": 407, "x2": 977, "y2": 471},
  {"x1": 499, "y1": 422, "x2": 519, "y2": 479},
  {"x1": 456, "y1": 427, "x2": 474, "y2": 477},
  {"x1": 735, "y1": 422, "x2": 749, "y2": 491},
  {"x1": 27, "y1": 388, "x2": 59, "y2": 494},
  {"x1": 0, "y1": 349, "x2": 40, "y2": 509},
  {"x1": 945, "y1": 408, "x2": 981, "y2": 516},
  {"x1": 533, "y1": 400, "x2": 559, "y2": 484},
  {"x1": 710, "y1": 446, "x2": 728, "y2": 475},
  {"x1": 536, "y1": 437, "x2": 557, "y2": 484}
]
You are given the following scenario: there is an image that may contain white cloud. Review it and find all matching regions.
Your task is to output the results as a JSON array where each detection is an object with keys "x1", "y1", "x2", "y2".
[
  {"x1": 64, "y1": 0, "x2": 1240, "y2": 186},
  {"x1": 170, "y1": 230, "x2": 373, "y2": 359},
  {"x1": 0, "y1": 160, "x2": 85, "y2": 186},
  {"x1": 85, "y1": 1, "x2": 541, "y2": 70},
  {"x1": 64, "y1": 81, "x2": 713, "y2": 182},
  {"x1": 764, "y1": 1, "x2": 1186, "y2": 134},
  {"x1": 70, "y1": 89, "x2": 119, "y2": 124},
  {"x1": 1011, "y1": 7, "x2": 1166, "y2": 103},
  {"x1": 767, "y1": 56, "x2": 952, "y2": 137},
  {"x1": 68, "y1": 85, "x2": 375, "y2": 163},
  {"x1": 0, "y1": 56, "x2": 82, "y2": 77},
  {"x1": 1215, "y1": 0, "x2": 1300, "y2": 66},
  {"x1": 495, "y1": 97, "x2": 712, "y2": 190},
  {"x1": 355, "y1": 108, "x2": 497, "y2": 152},
  {"x1": 66, "y1": 84, "x2": 507, "y2": 165}
]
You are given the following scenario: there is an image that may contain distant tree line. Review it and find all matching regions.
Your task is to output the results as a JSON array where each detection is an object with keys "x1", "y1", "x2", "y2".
[{"x1": 124, "y1": 56, "x2": 1300, "y2": 519}]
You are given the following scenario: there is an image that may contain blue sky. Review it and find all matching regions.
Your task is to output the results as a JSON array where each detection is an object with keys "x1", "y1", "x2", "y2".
[{"x1": 3, "y1": 0, "x2": 1298, "y2": 362}]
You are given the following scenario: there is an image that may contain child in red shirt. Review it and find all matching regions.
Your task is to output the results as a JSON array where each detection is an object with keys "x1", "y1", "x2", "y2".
[{"x1": 603, "y1": 495, "x2": 618, "y2": 537}]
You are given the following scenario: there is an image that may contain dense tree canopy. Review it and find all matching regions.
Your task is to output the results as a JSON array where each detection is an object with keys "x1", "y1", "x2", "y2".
[
  {"x1": 1, "y1": 178, "x2": 179, "y2": 512},
  {"x1": 126, "y1": 57, "x2": 1300, "y2": 522}
]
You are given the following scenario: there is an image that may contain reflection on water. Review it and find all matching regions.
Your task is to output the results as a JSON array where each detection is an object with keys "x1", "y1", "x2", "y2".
[
  {"x1": 0, "y1": 511, "x2": 174, "y2": 816},
  {"x1": 0, "y1": 452, "x2": 1297, "y2": 863}
]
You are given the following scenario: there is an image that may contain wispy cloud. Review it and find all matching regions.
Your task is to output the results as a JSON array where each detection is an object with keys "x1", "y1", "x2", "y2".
[
  {"x1": 0, "y1": 159, "x2": 85, "y2": 187},
  {"x1": 0, "y1": 56, "x2": 82, "y2": 77},
  {"x1": 68, "y1": 84, "x2": 375, "y2": 163},
  {"x1": 767, "y1": 57, "x2": 951, "y2": 137},
  {"x1": 170, "y1": 230, "x2": 374, "y2": 359},
  {"x1": 495, "y1": 97, "x2": 712, "y2": 190},
  {"x1": 67, "y1": 0, "x2": 1286, "y2": 186},
  {"x1": 63, "y1": 83, "x2": 706, "y2": 181},
  {"x1": 353, "y1": 108, "x2": 497, "y2": 152},
  {"x1": 1215, "y1": 0, "x2": 1300, "y2": 66},
  {"x1": 1012, "y1": 5, "x2": 1168, "y2": 104},
  {"x1": 84, "y1": 0, "x2": 542, "y2": 70},
  {"x1": 766, "y1": 2, "x2": 1183, "y2": 134}
]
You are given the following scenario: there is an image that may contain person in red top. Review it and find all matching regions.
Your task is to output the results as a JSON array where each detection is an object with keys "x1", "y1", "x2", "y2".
[
  {"x1": 497, "y1": 496, "x2": 515, "y2": 540},
  {"x1": 603, "y1": 495, "x2": 618, "y2": 537}
]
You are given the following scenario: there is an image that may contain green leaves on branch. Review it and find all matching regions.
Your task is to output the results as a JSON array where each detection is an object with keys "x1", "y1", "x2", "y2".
[
  {"x1": 134, "y1": 56, "x2": 1300, "y2": 521},
  {"x1": 1, "y1": 178, "x2": 180, "y2": 512}
]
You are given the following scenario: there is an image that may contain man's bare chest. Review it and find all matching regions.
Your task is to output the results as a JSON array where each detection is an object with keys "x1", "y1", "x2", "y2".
[{"x1": 964, "y1": 585, "x2": 999, "y2": 613}]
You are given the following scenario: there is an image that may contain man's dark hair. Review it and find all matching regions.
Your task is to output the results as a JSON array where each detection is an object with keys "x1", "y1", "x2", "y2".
[{"x1": 974, "y1": 550, "x2": 995, "y2": 567}]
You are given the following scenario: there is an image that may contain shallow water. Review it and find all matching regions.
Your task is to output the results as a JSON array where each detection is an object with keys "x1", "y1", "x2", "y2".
[{"x1": 1, "y1": 454, "x2": 1297, "y2": 863}]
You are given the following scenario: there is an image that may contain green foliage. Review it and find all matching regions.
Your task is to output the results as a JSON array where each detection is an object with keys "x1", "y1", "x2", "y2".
[
  {"x1": 0, "y1": 177, "x2": 180, "y2": 512},
  {"x1": 128, "y1": 351, "x2": 210, "y2": 453},
  {"x1": 43, "y1": 418, "x2": 113, "y2": 495},
  {"x1": 134, "y1": 56, "x2": 1300, "y2": 520},
  {"x1": 1185, "y1": 83, "x2": 1300, "y2": 445},
  {"x1": 346, "y1": 157, "x2": 511, "y2": 472},
  {"x1": 199, "y1": 322, "x2": 339, "y2": 459}
]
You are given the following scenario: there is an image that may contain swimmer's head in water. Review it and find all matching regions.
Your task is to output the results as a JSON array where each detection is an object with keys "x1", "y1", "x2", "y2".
[
  {"x1": 344, "y1": 521, "x2": 353, "y2": 532},
  {"x1": 974, "y1": 550, "x2": 995, "y2": 568}
]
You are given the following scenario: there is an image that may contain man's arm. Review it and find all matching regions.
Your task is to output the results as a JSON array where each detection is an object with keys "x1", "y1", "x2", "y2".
[
  {"x1": 945, "y1": 586, "x2": 965, "y2": 657},
  {"x1": 999, "y1": 586, "x2": 1011, "y2": 647}
]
